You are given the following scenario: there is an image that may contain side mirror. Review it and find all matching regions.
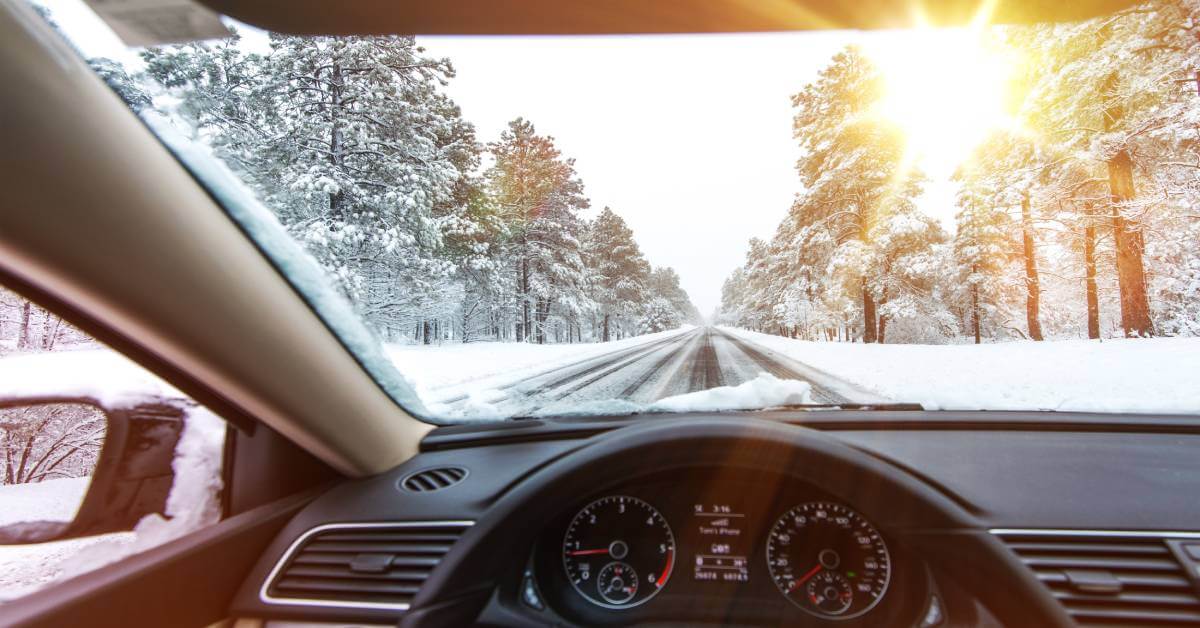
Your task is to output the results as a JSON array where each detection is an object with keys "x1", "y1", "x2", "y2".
[{"x1": 0, "y1": 398, "x2": 184, "y2": 544}]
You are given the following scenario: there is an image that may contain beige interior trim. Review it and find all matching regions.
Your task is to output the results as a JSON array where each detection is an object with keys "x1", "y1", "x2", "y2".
[{"x1": 0, "y1": 0, "x2": 431, "y2": 476}]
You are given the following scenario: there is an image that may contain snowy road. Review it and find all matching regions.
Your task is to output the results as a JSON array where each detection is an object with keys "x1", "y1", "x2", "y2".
[{"x1": 426, "y1": 327, "x2": 887, "y2": 418}]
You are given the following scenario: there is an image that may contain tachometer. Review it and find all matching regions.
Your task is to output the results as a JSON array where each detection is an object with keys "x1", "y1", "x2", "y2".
[
  {"x1": 765, "y1": 502, "x2": 891, "y2": 619},
  {"x1": 562, "y1": 496, "x2": 675, "y2": 609}
]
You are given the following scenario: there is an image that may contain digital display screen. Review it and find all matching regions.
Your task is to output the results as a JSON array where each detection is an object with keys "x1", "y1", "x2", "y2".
[{"x1": 691, "y1": 503, "x2": 751, "y2": 583}]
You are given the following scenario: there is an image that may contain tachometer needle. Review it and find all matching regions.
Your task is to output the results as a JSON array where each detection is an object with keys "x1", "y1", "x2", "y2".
[
  {"x1": 567, "y1": 549, "x2": 609, "y2": 556},
  {"x1": 789, "y1": 564, "x2": 823, "y2": 592}
]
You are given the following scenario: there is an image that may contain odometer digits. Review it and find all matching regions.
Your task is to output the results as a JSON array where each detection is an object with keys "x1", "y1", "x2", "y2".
[
  {"x1": 765, "y1": 502, "x2": 891, "y2": 619},
  {"x1": 562, "y1": 496, "x2": 675, "y2": 609}
]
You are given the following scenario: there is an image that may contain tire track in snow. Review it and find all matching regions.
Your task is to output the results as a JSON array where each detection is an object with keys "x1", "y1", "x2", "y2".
[
  {"x1": 521, "y1": 330, "x2": 698, "y2": 412},
  {"x1": 617, "y1": 331, "x2": 701, "y2": 398},
  {"x1": 433, "y1": 329, "x2": 696, "y2": 407},
  {"x1": 687, "y1": 328, "x2": 724, "y2": 391}
]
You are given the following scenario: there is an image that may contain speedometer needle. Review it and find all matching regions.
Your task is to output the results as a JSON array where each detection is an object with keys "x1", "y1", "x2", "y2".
[
  {"x1": 789, "y1": 564, "x2": 823, "y2": 592},
  {"x1": 568, "y1": 549, "x2": 609, "y2": 556}
]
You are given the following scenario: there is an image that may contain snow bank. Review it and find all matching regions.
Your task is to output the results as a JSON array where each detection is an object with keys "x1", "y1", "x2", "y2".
[
  {"x1": 0, "y1": 349, "x2": 182, "y2": 406},
  {"x1": 0, "y1": 534, "x2": 130, "y2": 601},
  {"x1": 0, "y1": 477, "x2": 90, "y2": 527},
  {"x1": 649, "y1": 374, "x2": 814, "y2": 413},
  {"x1": 722, "y1": 327, "x2": 1200, "y2": 414}
]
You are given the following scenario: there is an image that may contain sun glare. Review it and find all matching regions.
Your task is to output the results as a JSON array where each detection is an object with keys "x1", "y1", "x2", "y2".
[{"x1": 866, "y1": 26, "x2": 1017, "y2": 178}]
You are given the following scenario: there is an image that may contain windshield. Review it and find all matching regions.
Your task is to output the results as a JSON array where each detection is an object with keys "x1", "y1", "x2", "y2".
[{"x1": 36, "y1": 0, "x2": 1200, "y2": 422}]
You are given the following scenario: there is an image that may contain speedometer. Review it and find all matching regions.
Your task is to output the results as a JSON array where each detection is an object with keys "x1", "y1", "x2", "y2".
[
  {"x1": 765, "y1": 502, "x2": 891, "y2": 619},
  {"x1": 562, "y1": 495, "x2": 675, "y2": 609}
]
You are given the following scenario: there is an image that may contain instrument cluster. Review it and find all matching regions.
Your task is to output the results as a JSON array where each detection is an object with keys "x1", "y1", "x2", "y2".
[{"x1": 533, "y1": 471, "x2": 922, "y2": 625}]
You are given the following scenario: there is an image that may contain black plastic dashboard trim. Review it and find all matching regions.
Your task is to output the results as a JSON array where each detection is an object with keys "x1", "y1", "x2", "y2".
[
  {"x1": 420, "y1": 411, "x2": 1200, "y2": 451},
  {"x1": 233, "y1": 416, "x2": 1076, "y2": 627},
  {"x1": 840, "y1": 441, "x2": 988, "y2": 516},
  {"x1": 234, "y1": 414, "x2": 1200, "y2": 626}
]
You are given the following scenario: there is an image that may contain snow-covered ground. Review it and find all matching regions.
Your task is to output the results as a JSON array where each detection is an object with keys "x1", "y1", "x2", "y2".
[
  {"x1": 0, "y1": 477, "x2": 90, "y2": 527},
  {"x1": 722, "y1": 327, "x2": 1200, "y2": 414},
  {"x1": 0, "y1": 348, "x2": 184, "y2": 403},
  {"x1": 0, "y1": 478, "x2": 131, "y2": 600}
]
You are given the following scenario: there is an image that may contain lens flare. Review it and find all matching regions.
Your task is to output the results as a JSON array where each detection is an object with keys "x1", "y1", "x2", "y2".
[{"x1": 864, "y1": 12, "x2": 1019, "y2": 178}]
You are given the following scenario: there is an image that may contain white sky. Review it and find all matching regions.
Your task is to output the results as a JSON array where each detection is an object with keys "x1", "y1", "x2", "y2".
[
  {"x1": 419, "y1": 34, "x2": 959, "y2": 315},
  {"x1": 40, "y1": 0, "x2": 960, "y2": 315}
]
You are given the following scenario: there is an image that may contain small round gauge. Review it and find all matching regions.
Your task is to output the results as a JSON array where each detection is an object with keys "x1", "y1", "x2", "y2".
[
  {"x1": 562, "y1": 496, "x2": 675, "y2": 609},
  {"x1": 766, "y1": 502, "x2": 891, "y2": 619},
  {"x1": 806, "y1": 570, "x2": 853, "y2": 615},
  {"x1": 596, "y1": 561, "x2": 639, "y2": 605}
]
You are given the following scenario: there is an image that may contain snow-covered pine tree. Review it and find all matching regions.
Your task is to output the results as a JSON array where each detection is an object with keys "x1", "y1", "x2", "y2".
[
  {"x1": 584, "y1": 207, "x2": 650, "y2": 341},
  {"x1": 485, "y1": 119, "x2": 590, "y2": 344},
  {"x1": 639, "y1": 298, "x2": 680, "y2": 334},
  {"x1": 646, "y1": 267, "x2": 701, "y2": 325},
  {"x1": 953, "y1": 174, "x2": 1017, "y2": 343},
  {"x1": 791, "y1": 45, "x2": 924, "y2": 342}
]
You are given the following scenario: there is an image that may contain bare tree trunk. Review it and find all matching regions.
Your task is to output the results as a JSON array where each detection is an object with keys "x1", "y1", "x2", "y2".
[
  {"x1": 971, "y1": 268, "x2": 981, "y2": 344},
  {"x1": 1102, "y1": 71, "x2": 1154, "y2": 337},
  {"x1": 328, "y1": 62, "x2": 346, "y2": 220},
  {"x1": 520, "y1": 259, "x2": 531, "y2": 342},
  {"x1": 862, "y1": 283, "x2": 877, "y2": 344},
  {"x1": 41, "y1": 312, "x2": 61, "y2": 351},
  {"x1": 1084, "y1": 221, "x2": 1100, "y2": 339},
  {"x1": 534, "y1": 297, "x2": 549, "y2": 344},
  {"x1": 602, "y1": 313, "x2": 610, "y2": 342},
  {"x1": 876, "y1": 289, "x2": 888, "y2": 344},
  {"x1": 1020, "y1": 190, "x2": 1044, "y2": 341},
  {"x1": 18, "y1": 301, "x2": 31, "y2": 350}
]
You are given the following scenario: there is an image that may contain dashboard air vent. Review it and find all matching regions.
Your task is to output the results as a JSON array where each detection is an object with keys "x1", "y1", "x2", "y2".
[
  {"x1": 262, "y1": 521, "x2": 472, "y2": 611},
  {"x1": 401, "y1": 466, "x2": 468, "y2": 493},
  {"x1": 995, "y1": 530, "x2": 1200, "y2": 627}
]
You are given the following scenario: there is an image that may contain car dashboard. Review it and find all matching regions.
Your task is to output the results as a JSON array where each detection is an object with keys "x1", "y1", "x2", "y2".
[
  {"x1": 228, "y1": 412, "x2": 1200, "y2": 627},
  {"x1": 529, "y1": 470, "x2": 925, "y2": 626}
]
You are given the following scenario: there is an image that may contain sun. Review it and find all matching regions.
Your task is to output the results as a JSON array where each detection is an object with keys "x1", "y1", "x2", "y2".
[{"x1": 864, "y1": 25, "x2": 1018, "y2": 178}]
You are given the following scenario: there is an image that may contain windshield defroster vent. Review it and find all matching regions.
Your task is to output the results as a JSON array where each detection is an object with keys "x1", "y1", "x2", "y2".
[
  {"x1": 994, "y1": 530, "x2": 1200, "y2": 627},
  {"x1": 261, "y1": 521, "x2": 473, "y2": 611},
  {"x1": 401, "y1": 466, "x2": 468, "y2": 493}
]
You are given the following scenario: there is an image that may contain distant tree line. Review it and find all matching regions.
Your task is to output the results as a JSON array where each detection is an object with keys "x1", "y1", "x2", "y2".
[
  {"x1": 720, "y1": 1, "x2": 1200, "y2": 343},
  {"x1": 0, "y1": 288, "x2": 92, "y2": 355},
  {"x1": 96, "y1": 33, "x2": 699, "y2": 345}
]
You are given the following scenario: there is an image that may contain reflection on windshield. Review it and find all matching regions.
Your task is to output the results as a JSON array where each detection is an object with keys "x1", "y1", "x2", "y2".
[{"x1": 41, "y1": 1, "x2": 1200, "y2": 420}]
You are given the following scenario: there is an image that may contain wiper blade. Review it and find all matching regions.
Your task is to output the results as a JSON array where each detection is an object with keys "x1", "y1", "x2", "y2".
[{"x1": 765, "y1": 402, "x2": 925, "y2": 411}]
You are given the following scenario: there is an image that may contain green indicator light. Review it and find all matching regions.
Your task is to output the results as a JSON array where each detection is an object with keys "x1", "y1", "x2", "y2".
[{"x1": 847, "y1": 571, "x2": 856, "y2": 578}]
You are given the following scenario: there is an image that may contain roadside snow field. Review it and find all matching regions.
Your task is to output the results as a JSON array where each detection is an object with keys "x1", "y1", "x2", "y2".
[
  {"x1": 0, "y1": 349, "x2": 183, "y2": 403},
  {"x1": 0, "y1": 478, "x2": 90, "y2": 527},
  {"x1": 722, "y1": 327, "x2": 1200, "y2": 413}
]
